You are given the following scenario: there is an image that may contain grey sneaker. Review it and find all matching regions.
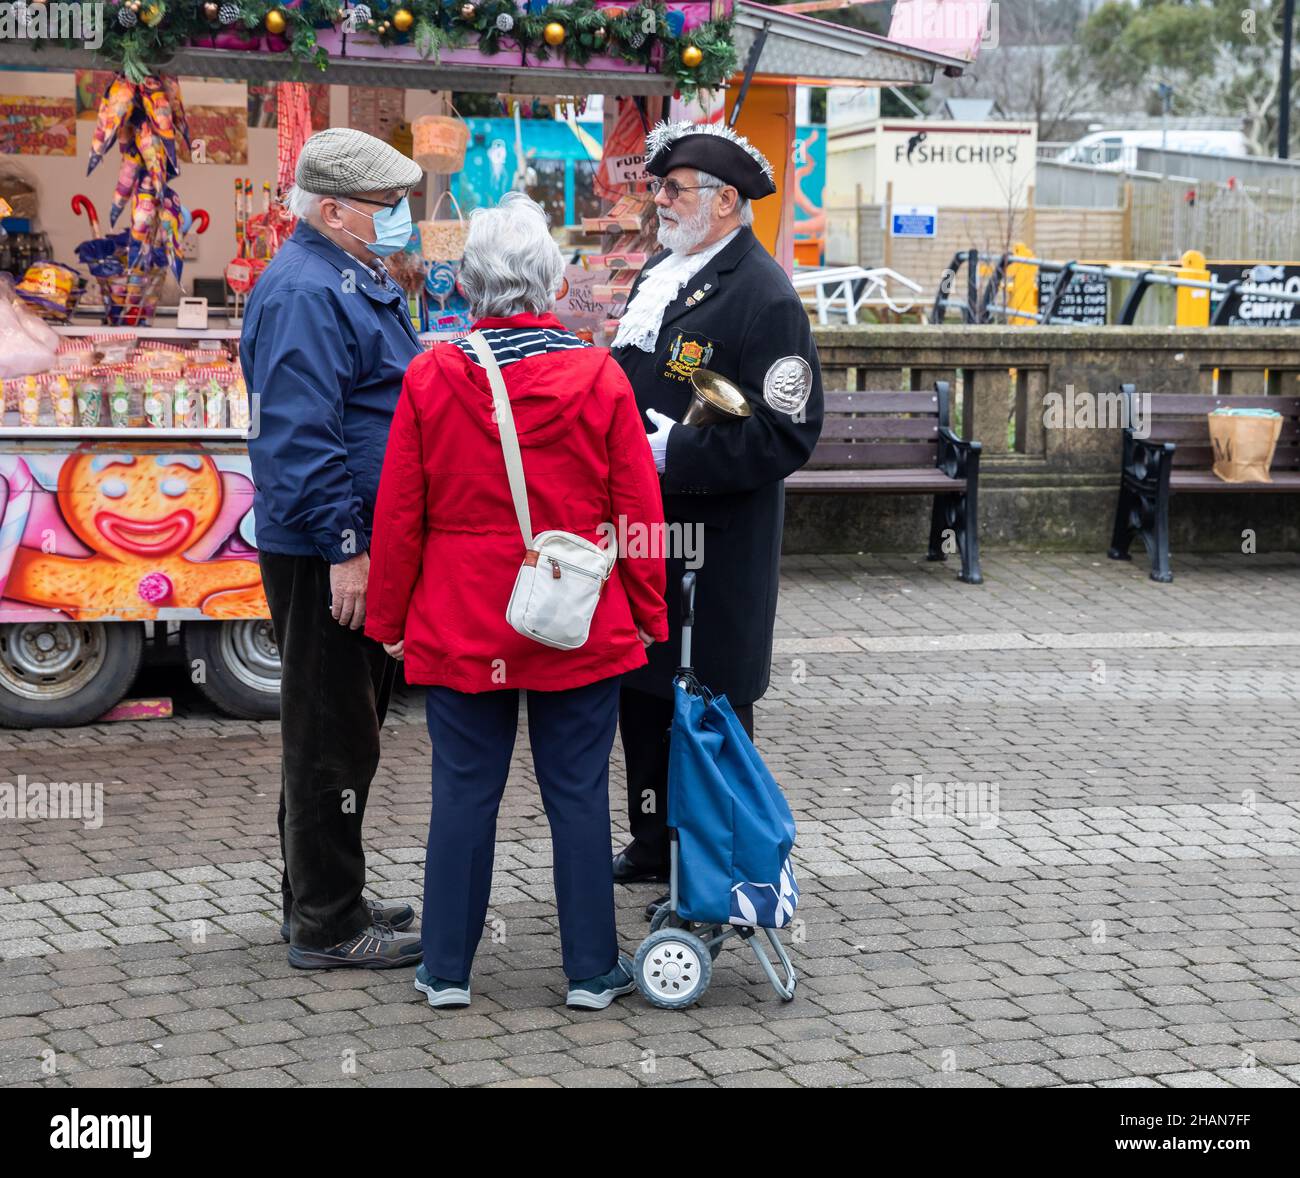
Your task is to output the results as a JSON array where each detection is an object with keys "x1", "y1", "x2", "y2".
[
  {"x1": 567, "y1": 953, "x2": 636, "y2": 1010},
  {"x1": 281, "y1": 899, "x2": 414, "y2": 944},
  {"x1": 288, "y1": 925, "x2": 422, "y2": 970},
  {"x1": 414, "y1": 963, "x2": 471, "y2": 1008}
]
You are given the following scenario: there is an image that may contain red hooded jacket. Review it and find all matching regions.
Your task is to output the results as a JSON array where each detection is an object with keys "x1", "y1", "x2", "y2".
[{"x1": 365, "y1": 313, "x2": 669, "y2": 692}]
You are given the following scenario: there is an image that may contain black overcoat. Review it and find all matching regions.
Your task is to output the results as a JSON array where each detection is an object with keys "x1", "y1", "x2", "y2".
[{"x1": 612, "y1": 226, "x2": 824, "y2": 706}]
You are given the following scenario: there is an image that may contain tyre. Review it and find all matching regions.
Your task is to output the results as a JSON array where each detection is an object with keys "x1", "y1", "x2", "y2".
[
  {"x1": 634, "y1": 927, "x2": 713, "y2": 1010},
  {"x1": 182, "y1": 620, "x2": 281, "y2": 720},
  {"x1": 0, "y1": 621, "x2": 143, "y2": 728}
]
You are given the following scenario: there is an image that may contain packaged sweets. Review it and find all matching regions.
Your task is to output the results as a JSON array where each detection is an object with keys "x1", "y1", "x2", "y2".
[
  {"x1": 109, "y1": 374, "x2": 132, "y2": 428},
  {"x1": 76, "y1": 372, "x2": 104, "y2": 428},
  {"x1": 19, "y1": 375, "x2": 41, "y2": 427},
  {"x1": 94, "y1": 337, "x2": 134, "y2": 366},
  {"x1": 51, "y1": 374, "x2": 76, "y2": 427},
  {"x1": 203, "y1": 373, "x2": 226, "y2": 429},
  {"x1": 142, "y1": 375, "x2": 172, "y2": 428},
  {"x1": 172, "y1": 377, "x2": 201, "y2": 429},
  {"x1": 228, "y1": 373, "x2": 250, "y2": 431}
]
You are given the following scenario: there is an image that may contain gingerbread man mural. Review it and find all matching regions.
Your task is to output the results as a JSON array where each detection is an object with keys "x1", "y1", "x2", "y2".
[{"x1": 5, "y1": 448, "x2": 268, "y2": 621}]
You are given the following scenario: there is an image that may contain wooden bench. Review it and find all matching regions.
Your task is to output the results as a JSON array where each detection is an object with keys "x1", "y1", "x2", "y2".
[
  {"x1": 1108, "y1": 383, "x2": 1300, "y2": 581},
  {"x1": 786, "y1": 381, "x2": 983, "y2": 583}
]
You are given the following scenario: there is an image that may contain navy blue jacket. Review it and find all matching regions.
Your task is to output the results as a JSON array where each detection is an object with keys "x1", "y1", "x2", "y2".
[{"x1": 241, "y1": 222, "x2": 421, "y2": 563}]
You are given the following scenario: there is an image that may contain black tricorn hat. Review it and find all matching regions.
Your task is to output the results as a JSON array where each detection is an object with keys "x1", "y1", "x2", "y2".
[{"x1": 644, "y1": 120, "x2": 777, "y2": 200}]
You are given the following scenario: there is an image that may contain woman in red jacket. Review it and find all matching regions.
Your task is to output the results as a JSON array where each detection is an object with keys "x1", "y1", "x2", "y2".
[{"x1": 366, "y1": 192, "x2": 669, "y2": 1011}]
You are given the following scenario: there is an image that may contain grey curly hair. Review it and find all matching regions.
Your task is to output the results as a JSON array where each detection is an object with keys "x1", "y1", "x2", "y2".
[{"x1": 458, "y1": 191, "x2": 566, "y2": 319}]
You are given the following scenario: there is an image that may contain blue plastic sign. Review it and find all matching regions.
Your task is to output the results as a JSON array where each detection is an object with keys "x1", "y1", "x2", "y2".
[{"x1": 891, "y1": 204, "x2": 937, "y2": 237}]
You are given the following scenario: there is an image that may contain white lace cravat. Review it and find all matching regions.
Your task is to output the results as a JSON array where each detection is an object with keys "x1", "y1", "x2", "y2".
[{"x1": 612, "y1": 230, "x2": 739, "y2": 353}]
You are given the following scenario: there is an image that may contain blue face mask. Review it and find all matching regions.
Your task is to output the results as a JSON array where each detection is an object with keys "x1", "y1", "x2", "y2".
[{"x1": 337, "y1": 196, "x2": 412, "y2": 257}]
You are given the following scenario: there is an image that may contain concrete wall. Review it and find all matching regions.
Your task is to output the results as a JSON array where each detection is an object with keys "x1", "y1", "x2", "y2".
[{"x1": 787, "y1": 325, "x2": 1300, "y2": 558}]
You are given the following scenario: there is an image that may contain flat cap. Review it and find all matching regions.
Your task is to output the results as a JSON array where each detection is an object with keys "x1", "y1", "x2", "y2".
[
  {"x1": 295, "y1": 128, "x2": 424, "y2": 196},
  {"x1": 644, "y1": 120, "x2": 776, "y2": 200}
]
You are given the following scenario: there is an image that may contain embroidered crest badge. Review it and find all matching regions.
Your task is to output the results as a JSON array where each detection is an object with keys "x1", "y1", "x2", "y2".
[{"x1": 664, "y1": 333, "x2": 715, "y2": 381}]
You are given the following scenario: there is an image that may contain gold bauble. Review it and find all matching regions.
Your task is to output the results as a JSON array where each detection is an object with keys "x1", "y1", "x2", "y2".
[
  {"x1": 459, "y1": 2, "x2": 476, "y2": 18},
  {"x1": 543, "y1": 20, "x2": 565, "y2": 46},
  {"x1": 140, "y1": 3, "x2": 162, "y2": 25},
  {"x1": 681, "y1": 44, "x2": 703, "y2": 68},
  {"x1": 264, "y1": 8, "x2": 287, "y2": 34},
  {"x1": 392, "y1": 7, "x2": 414, "y2": 31},
  {"x1": 202, "y1": 0, "x2": 220, "y2": 20}
]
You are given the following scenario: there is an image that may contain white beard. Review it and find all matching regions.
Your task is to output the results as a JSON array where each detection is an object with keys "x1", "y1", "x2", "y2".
[{"x1": 657, "y1": 204, "x2": 711, "y2": 255}]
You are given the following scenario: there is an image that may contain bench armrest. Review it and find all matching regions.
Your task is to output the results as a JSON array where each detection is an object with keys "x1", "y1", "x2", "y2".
[
  {"x1": 937, "y1": 426, "x2": 981, "y2": 481},
  {"x1": 1121, "y1": 434, "x2": 1176, "y2": 492}
]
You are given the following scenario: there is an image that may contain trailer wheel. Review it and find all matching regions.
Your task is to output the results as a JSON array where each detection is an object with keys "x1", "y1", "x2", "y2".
[
  {"x1": 0, "y1": 621, "x2": 143, "y2": 728},
  {"x1": 182, "y1": 620, "x2": 280, "y2": 720}
]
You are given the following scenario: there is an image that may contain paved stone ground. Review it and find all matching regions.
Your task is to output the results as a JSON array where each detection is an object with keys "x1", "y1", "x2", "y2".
[{"x1": 2, "y1": 552, "x2": 1299, "y2": 1088}]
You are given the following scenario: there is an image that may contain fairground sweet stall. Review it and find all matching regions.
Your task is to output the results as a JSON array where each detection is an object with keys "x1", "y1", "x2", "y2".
[{"x1": 0, "y1": 2, "x2": 966, "y2": 727}]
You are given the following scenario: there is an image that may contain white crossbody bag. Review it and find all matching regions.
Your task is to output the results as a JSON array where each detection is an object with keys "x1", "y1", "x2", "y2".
[{"x1": 466, "y1": 331, "x2": 616, "y2": 651}]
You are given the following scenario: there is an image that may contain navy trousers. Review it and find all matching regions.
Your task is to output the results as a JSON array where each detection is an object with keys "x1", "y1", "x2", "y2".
[{"x1": 422, "y1": 674, "x2": 622, "y2": 982}]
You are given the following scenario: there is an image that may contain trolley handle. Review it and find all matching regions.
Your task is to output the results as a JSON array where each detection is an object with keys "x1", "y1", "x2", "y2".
[
  {"x1": 681, "y1": 571, "x2": 696, "y2": 627},
  {"x1": 678, "y1": 571, "x2": 697, "y2": 675}
]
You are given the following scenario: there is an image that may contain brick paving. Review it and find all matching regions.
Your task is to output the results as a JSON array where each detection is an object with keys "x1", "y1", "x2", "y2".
[{"x1": 2, "y1": 552, "x2": 1299, "y2": 1088}]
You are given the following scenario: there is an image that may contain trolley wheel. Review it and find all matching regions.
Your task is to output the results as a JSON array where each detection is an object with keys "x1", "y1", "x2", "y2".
[
  {"x1": 0, "y1": 621, "x2": 143, "y2": 728},
  {"x1": 782, "y1": 974, "x2": 798, "y2": 1003},
  {"x1": 634, "y1": 927, "x2": 713, "y2": 1010},
  {"x1": 649, "y1": 904, "x2": 723, "y2": 959},
  {"x1": 182, "y1": 620, "x2": 281, "y2": 720}
]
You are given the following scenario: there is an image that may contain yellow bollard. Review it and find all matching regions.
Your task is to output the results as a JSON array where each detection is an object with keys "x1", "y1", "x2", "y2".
[
  {"x1": 1006, "y1": 242, "x2": 1037, "y2": 326},
  {"x1": 1175, "y1": 248, "x2": 1211, "y2": 326}
]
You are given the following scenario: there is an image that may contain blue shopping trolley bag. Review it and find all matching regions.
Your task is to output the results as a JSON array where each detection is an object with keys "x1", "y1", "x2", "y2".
[{"x1": 667, "y1": 676, "x2": 799, "y2": 930}]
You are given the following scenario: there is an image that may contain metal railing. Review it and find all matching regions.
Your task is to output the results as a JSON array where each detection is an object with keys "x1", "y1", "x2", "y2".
[{"x1": 933, "y1": 251, "x2": 1300, "y2": 326}]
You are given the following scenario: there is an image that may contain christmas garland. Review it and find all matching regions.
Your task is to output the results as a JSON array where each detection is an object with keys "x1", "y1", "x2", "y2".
[{"x1": 48, "y1": 1, "x2": 735, "y2": 97}]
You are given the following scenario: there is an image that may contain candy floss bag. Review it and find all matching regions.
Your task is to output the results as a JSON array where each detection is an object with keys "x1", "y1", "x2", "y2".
[{"x1": 0, "y1": 274, "x2": 58, "y2": 379}]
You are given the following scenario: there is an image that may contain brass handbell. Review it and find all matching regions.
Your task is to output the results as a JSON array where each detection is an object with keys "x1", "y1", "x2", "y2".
[{"x1": 684, "y1": 369, "x2": 753, "y2": 427}]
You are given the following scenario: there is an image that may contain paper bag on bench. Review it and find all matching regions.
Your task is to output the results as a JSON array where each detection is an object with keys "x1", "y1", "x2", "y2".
[{"x1": 1208, "y1": 408, "x2": 1283, "y2": 484}]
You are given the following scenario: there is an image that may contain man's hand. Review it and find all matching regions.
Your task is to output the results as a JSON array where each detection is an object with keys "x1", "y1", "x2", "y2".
[
  {"x1": 636, "y1": 627, "x2": 655, "y2": 649},
  {"x1": 383, "y1": 640, "x2": 404, "y2": 660},
  {"x1": 329, "y1": 552, "x2": 370, "y2": 629},
  {"x1": 645, "y1": 409, "x2": 675, "y2": 474}
]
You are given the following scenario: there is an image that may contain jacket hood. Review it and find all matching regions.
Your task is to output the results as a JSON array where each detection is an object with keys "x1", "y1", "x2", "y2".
[{"x1": 430, "y1": 314, "x2": 612, "y2": 448}]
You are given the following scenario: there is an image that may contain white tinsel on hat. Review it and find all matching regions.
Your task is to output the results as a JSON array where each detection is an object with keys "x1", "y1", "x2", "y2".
[{"x1": 644, "y1": 120, "x2": 775, "y2": 185}]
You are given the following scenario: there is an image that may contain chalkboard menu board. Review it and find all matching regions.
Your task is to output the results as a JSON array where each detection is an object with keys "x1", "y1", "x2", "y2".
[
  {"x1": 1037, "y1": 271, "x2": 1109, "y2": 324},
  {"x1": 1208, "y1": 263, "x2": 1300, "y2": 327}
]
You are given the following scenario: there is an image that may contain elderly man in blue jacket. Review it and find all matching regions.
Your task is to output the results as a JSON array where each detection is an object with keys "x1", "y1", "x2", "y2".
[{"x1": 241, "y1": 129, "x2": 423, "y2": 970}]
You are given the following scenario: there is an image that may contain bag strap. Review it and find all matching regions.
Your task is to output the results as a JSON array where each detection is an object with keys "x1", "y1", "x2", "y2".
[{"x1": 466, "y1": 330, "x2": 534, "y2": 549}]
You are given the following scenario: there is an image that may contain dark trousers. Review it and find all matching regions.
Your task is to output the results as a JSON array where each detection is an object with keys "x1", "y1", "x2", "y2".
[
  {"x1": 423, "y1": 675, "x2": 622, "y2": 982},
  {"x1": 619, "y1": 686, "x2": 754, "y2": 868},
  {"x1": 259, "y1": 552, "x2": 397, "y2": 950}
]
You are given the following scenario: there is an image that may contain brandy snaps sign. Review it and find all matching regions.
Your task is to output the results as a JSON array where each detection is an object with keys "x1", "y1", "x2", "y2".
[{"x1": 556, "y1": 265, "x2": 614, "y2": 336}]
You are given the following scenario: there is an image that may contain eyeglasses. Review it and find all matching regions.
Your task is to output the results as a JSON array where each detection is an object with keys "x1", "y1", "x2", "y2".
[
  {"x1": 339, "y1": 190, "x2": 409, "y2": 211},
  {"x1": 648, "y1": 179, "x2": 722, "y2": 202}
]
